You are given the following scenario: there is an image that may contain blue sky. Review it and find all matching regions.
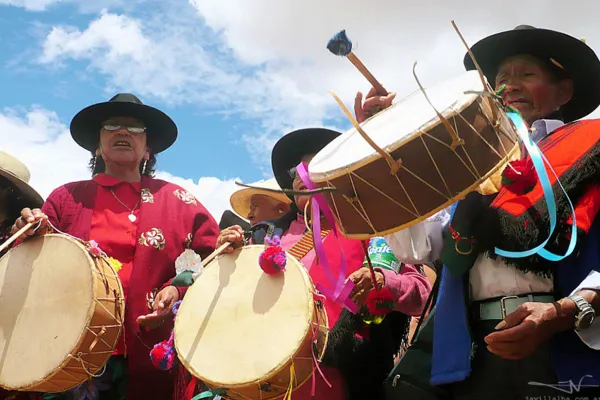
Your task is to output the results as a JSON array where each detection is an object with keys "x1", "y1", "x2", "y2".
[{"x1": 1, "y1": 0, "x2": 599, "y2": 219}]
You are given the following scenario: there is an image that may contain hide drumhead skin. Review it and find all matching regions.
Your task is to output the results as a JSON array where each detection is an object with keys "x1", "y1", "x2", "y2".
[
  {"x1": 175, "y1": 245, "x2": 327, "y2": 399},
  {"x1": 0, "y1": 234, "x2": 124, "y2": 392},
  {"x1": 307, "y1": 70, "x2": 518, "y2": 238}
]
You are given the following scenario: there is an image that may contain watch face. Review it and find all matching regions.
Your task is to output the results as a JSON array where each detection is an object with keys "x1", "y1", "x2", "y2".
[{"x1": 577, "y1": 311, "x2": 595, "y2": 330}]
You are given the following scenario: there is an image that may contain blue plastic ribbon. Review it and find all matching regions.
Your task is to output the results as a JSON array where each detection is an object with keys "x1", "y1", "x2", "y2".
[
  {"x1": 192, "y1": 388, "x2": 227, "y2": 400},
  {"x1": 494, "y1": 112, "x2": 577, "y2": 261}
]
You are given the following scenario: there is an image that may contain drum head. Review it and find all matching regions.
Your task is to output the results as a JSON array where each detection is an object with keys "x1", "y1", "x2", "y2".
[
  {"x1": 309, "y1": 70, "x2": 487, "y2": 180},
  {"x1": 175, "y1": 245, "x2": 314, "y2": 387},
  {"x1": 0, "y1": 235, "x2": 95, "y2": 389}
]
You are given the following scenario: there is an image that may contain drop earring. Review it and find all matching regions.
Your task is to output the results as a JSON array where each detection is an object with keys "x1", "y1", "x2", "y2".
[{"x1": 142, "y1": 160, "x2": 148, "y2": 175}]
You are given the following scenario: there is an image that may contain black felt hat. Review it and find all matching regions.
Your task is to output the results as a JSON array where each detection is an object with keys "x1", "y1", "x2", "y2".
[
  {"x1": 70, "y1": 93, "x2": 178, "y2": 154},
  {"x1": 271, "y1": 128, "x2": 341, "y2": 191},
  {"x1": 463, "y1": 25, "x2": 600, "y2": 122},
  {"x1": 218, "y1": 210, "x2": 250, "y2": 231}
]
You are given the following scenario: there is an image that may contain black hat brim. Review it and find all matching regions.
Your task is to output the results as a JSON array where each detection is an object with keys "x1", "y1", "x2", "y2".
[
  {"x1": 70, "y1": 101, "x2": 178, "y2": 154},
  {"x1": 464, "y1": 28, "x2": 600, "y2": 122},
  {"x1": 271, "y1": 128, "x2": 342, "y2": 191}
]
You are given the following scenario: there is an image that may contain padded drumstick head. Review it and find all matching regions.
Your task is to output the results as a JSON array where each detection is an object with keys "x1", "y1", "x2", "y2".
[{"x1": 327, "y1": 30, "x2": 352, "y2": 56}]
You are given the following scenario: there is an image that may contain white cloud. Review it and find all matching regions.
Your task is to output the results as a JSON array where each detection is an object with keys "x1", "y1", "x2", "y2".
[
  {"x1": 154, "y1": 172, "x2": 243, "y2": 222},
  {"x1": 0, "y1": 0, "x2": 63, "y2": 11},
  {"x1": 0, "y1": 106, "x2": 238, "y2": 221},
  {"x1": 35, "y1": 0, "x2": 600, "y2": 169}
]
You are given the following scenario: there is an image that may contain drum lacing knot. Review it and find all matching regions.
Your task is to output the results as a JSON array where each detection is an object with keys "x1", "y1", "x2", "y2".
[{"x1": 68, "y1": 352, "x2": 107, "y2": 378}]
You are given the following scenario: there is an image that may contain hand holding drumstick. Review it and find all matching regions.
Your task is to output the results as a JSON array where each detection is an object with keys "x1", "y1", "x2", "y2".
[{"x1": 354, "y1": 88, "x2": 397, "y2": 123}]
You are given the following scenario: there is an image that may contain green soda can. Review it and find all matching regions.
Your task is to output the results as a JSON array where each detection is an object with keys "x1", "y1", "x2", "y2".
[{"x1": 361, "y1": 237, "x2": 400, "y2": 324}]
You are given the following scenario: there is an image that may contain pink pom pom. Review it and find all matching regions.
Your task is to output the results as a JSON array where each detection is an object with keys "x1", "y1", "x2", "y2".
[{"x1": 259, "y1": 235, "x2": 286, "y2": 275}]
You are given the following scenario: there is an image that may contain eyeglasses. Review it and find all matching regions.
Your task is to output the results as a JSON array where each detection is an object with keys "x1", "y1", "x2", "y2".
[
  {"x1": 287, "y1": 166, "x2": 298, "y2": 179},
  {"x1": 102, "y1": 124, "x2": 146, "y2": 134}
]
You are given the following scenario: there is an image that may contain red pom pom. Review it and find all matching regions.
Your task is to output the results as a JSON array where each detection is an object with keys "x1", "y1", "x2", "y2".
[
  {"x1": 501, "y1": 158, "x2": 537, "y2": 195},
  {"x1": 150, "y1": 342, "x2": 169, "y2": 369},
  {"x1": 365, "y1": 287, "x2": 395, "y2": 316},
  {"x1": 259, "y1": 245, "x2": 286, "y2": 275}
]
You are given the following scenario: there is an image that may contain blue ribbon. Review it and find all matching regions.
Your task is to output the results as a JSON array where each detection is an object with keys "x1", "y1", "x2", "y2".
[
  {"x1": 192, "y1": 388, "x2": 227, "y2": 400},
  {"x1": 494, "y1": 112, "x2": 577, "y2": 261}
]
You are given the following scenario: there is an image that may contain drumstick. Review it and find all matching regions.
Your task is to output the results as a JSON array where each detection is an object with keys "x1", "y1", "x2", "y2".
[
  {"x1": 235, "y1": 181, "x2": 340, "y2": 195},
  {"x1": 192, "y1": 242, "x2": 232, "y2": 280},
  {"x1": 360, "y1": 240, "x2": 380, "y2": 292},
  {"x1": 0, "y1": 222, "x2": 34, "y2": 254},
  {"x1": 327, "y1": 30, "x2": 388, "y2": 96},
  {"x1": 451, "y1": 20, "x2": 498, "y2": 123}
]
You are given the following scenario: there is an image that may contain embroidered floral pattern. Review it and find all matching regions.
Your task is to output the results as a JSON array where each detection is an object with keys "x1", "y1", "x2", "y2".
[
  {"x1": 141, "y1": 188, "x2": 154, "y2": 203},
  {"x1": 174, "y1": 189, "x2": 197, "y2": 206},
  {"x1": 139, "y1": 228, "x2": 166, "y2": 250}
]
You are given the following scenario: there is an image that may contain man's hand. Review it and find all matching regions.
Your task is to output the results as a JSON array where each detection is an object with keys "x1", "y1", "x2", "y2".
[
  {"x1": 354, "y1": 88, "x2": 396, "y2": 123},
  {"x1": 484, "y1": 301, "x2": 573, "y2": 360},
  {"x1": 136, "y1": 286, "x2": 180, "y2": 330}
]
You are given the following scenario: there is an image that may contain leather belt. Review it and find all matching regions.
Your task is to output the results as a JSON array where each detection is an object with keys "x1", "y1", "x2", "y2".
[{"x1": 473, "y1": 294, "x2": 556, "y2": 321}]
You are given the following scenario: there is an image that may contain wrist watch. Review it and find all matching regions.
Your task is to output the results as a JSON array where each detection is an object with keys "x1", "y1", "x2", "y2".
[{"x1": 568, "y1": 294, "x2": 596, "y2": 330}]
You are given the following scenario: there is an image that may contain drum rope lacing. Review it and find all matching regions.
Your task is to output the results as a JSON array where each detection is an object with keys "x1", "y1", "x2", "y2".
[{"x1": 40, "y1": 220, "x2": 125, "y2": 380}]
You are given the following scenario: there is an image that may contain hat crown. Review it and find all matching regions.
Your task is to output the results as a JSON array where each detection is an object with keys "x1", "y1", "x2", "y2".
[
  {"x1": 108, "y1": 93, "x2": 144, "y2": 105},
  {"x1": 514, "y1": 24, "x2": 536, "y2": 30},
  {"x1": 0, "y1": 151, "x2": 31, "y2": 183}
]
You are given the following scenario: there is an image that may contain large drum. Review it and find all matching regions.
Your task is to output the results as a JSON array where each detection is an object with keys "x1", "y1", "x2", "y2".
[
  {"x1": 0, "y1": 234, "x2": 124, "y2": 392},
  {"x1": 309, "y1": 70, "x2": 520, "y2": 238},
  {"x1": 175, "y1": 245, "x2": 328, "y2": 400}
]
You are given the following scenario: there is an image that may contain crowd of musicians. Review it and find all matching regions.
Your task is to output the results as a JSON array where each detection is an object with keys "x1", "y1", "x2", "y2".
[{"x1": 1, "y1": 24, "x2": 600, "y2": 400}]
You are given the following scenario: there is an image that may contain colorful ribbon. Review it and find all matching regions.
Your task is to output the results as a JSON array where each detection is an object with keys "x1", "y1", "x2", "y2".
[
  {"x1": 296, "y1": 163, "x2": 359, "y2": 314},
  {"x1": 494, "y1": 112, "x2": 577, "y2": 261}
]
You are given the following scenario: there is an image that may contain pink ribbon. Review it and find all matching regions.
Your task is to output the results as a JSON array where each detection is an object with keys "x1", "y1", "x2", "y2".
[
  {"x1": 297, "y1": 163, "x2": 358, "y2": 314},
  {"x1": 310, "y1": 292, "x2": 331, "y2": 396}
]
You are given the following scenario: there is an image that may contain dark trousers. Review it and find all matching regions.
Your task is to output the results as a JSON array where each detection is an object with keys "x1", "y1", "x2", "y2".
[{"x1": 443, "y1": 320, "x2": 560, "y2": 400}]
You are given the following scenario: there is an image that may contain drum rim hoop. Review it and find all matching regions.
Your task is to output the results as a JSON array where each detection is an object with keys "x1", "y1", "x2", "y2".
[{"x1": 174, "y1": 245, "x2": 324, "y2": 389}]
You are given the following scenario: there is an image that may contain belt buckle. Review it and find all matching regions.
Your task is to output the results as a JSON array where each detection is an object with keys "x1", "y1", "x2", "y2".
[{"x1": 499, "y1": 295, "x2": 520, "y2": 319}]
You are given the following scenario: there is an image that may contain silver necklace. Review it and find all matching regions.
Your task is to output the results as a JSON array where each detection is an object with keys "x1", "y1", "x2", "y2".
[{"x1": 110, "y1": 189, "x2": 141, "y2": 222}]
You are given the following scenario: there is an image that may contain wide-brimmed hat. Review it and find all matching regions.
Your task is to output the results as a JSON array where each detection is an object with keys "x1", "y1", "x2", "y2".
[
  {"x1": 70, "y1": 93, "x2": 178, "y2": 154},
  {"x1": 463, "y1": 25, "x2": 600, "y2": 122},
  {"x1": 230, "y1": 178, "x2": 291, "y2": 219},
  {"x1": 218, "y1": 210, "x2": 251, "y2": 231},
  {"x1": 0, "y1": 151, "x2": 43, "y2": 209},
  {"x1": 271, "y1": 128, "x2": 342, "y2": 191}
]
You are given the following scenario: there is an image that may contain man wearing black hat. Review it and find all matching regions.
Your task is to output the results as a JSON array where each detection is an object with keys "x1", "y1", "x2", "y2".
[
  {"x1": 11, "y1": 93, "x2": 219, "y2": 400},
  {"x1": 357, "y1": 26, "x2": 600, "y2": 399}
]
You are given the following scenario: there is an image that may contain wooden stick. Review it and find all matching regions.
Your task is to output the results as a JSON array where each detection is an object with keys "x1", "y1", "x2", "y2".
[
  {"x1": 0, "y1": 222, "x2": 34, "y2": 254},
  {"x1": 451, "y1": 20, "x2": 498, "y2": 123},
  {"x1": 192, "y1": 242, "x2": 232, "y2": 280},
  {"x1": 360, "y1": 240, "x2": 380, "y2": 291},
  {"x1": 346, "y1": 52, "x2": 388, "y2": 96},
  {"x1": 235, "y1": 182, "x2": 340, "y2": 195}
]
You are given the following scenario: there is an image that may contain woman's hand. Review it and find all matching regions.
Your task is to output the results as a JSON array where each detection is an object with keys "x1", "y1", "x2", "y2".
[
  {"x1": 216, "y1": 225, "x2": 244, "y2": 253},
  {"x1": 347, "y1": 268, "x2": 385, "y2": 306},
  {"x1": 10, "y1": 208, "x2": 49, "y2": 241},
  {"x1": 136, "y1": 286, "x2": 180, "y2": 330}
]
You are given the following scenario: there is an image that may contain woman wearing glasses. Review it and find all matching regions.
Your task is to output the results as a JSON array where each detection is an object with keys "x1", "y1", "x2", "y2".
[{"x1": 11, "y1": 94, "x2": 220, "y2": 400}]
